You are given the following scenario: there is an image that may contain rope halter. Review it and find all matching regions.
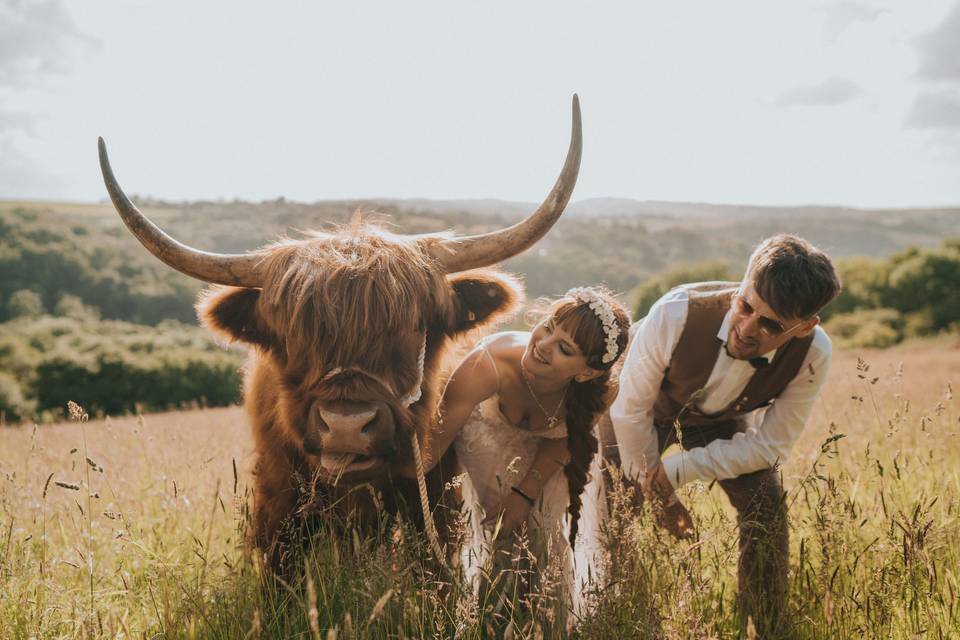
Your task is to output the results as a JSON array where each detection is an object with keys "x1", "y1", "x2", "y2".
[{"x1": 319, "y1": 333, "x2": 427, "y2": 408}]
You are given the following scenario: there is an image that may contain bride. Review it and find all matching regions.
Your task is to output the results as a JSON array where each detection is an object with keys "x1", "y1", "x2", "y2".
[{"x1": 417, "y1": 286, "x2": 630, "y2": 624}]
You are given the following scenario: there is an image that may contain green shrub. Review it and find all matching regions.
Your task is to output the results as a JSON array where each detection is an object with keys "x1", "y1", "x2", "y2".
[
  {"x1": 825, "y1": 308, "x2": 902, "y2": 349},
  {"x1": 54, "y1": 293, "x2": 101, "y2": 321},
  {"x1": 902, "y1": 309, "x2": 937, "y2": 339},
  {"x1": 826, "y1": 256, "x2": 890, "y2": 321},
  {"x1": 7, "y1": 289, "x2": 44, "y2": 318},
  {"x1": 0, "y1": 372, "x2": 33, "y2": 424},
  {"x1": 630, "y1": 260, "x2": 735, "y2": 319},
  {"x1": 884, "y1": 247, "x2": 960, "y2": 332},
  {"x1": 0, "y1": 315, "x2": 244, "y2": 422}
]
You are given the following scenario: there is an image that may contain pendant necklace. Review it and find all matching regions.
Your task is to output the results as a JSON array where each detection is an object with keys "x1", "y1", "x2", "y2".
[{"x1": 521, "y1": 366, "x2": 567, "y2": 429}]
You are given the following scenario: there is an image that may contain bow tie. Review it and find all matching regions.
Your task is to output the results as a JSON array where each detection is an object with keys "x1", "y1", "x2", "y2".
[{"x1": 723, "y1": 342, "x2": 769, "y2": 369}]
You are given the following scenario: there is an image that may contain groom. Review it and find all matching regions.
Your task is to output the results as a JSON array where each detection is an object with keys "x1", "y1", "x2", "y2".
[{"x1": 608, "y1": 234, "x2": 841, "y2": 634}]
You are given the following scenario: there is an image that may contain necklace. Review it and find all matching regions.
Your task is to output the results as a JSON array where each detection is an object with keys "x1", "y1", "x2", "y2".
[{"x1": 521, "y1": 366, "x2": 567, "y2": 429}]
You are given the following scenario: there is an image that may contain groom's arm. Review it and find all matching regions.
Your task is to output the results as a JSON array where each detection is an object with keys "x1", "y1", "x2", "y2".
[
  {"x1": 660, "y1": 328, "x2": 833, "y2": 488},
  {"x1": 609, "y1": 290, "x2": 688, "y2": 482}
]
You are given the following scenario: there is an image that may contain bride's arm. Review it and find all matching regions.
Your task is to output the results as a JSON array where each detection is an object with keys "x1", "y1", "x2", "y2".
[
  {"x1": 516, "y1": 390, "x2": 616, "y2": 501},
  {"x1": 514, "y1": 438, "x2": 569, "y2": 503},
  {"x1": 414, "y1": 345, "x2": 499, "y2": 474},
  {"x1": 483, "y1": 437, "x2": 569, "y2": 536}
]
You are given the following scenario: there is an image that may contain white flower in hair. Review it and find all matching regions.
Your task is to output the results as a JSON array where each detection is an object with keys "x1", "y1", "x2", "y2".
[{"x1": 566, "y1": 287, "x2": 622, "y2": 364}]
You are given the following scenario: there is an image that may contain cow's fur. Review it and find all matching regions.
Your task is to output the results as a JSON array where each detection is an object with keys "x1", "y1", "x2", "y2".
[{"x1": 197, "y1": 223, "x2": 522, "y2": 571}]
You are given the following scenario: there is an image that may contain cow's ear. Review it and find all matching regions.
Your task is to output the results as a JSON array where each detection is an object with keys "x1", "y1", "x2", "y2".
[
  {"x1": 447, "y1": 270, "x2": 524, "y2": 335},
  {"x1": 197, "y1": 286, "x2": 275, "y2": 349}
]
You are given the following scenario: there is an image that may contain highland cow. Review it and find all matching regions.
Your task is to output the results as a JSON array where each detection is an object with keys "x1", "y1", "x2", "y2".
[{"x1": 97, "y1": 97, "x2": 582, "y2": 571}]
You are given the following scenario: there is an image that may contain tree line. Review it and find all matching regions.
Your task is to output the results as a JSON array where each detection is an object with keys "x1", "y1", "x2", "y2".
[
  {"x1": 0, "y1": 208, "x2": 199, "y2": 325},
  {"x1": 628, "y1": 238, "x2": 960, "y2": 349}
]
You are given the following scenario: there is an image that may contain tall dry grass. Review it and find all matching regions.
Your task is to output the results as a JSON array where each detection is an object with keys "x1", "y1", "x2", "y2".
[{"x1": 1, "y1": 338, "x2": 958, "y2": 638}]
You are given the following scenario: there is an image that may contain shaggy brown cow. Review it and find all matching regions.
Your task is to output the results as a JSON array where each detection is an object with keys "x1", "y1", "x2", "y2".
[{"x1": 97, "y1": 97, "x2": 582, "y2": 571}]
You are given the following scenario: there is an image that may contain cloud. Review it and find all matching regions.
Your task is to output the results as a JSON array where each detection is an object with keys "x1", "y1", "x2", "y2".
[
  {"x1": 776, "y1": 77, "x2": 862, "y2": 107},
  {"x1": 0, "y1": 0, "x2": 96, "y2": 190},
  {"x1": 0, "y1": 137, "x2": 57, "y2": 196},
  {"x1": 0, "y1": 0, "x2": 96, "y2": 88},
  {"x1": 905, "y1": 89, "x2": 960, "y2": 129},
  {"x1": 819, "y1": 2, "x2": 886, "y2": 41},
  {"x1": 914, "y1": 1, "x2": 960, "y2": 83},
  {"x1": 907, "y1": 2, "x2": 960, "y2": 134},
  {"x1": 0, "y1": 104, "x2": 37, "y2": 134}
]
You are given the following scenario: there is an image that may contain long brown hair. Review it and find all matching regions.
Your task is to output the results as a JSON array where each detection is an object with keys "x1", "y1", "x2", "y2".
[{"x1": 545, "y1": 287, "x2": 630, "y2": 548}]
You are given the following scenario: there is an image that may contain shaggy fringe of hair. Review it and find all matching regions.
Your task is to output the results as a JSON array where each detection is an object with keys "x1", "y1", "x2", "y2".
[{"x1": 259, "y1": 225, "x2": 452, "y2": 391}]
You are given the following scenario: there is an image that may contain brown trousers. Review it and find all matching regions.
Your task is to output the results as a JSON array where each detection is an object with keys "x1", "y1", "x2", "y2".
[{"x1": 655, "y1": 418, "x2": 789, "y2": 634}]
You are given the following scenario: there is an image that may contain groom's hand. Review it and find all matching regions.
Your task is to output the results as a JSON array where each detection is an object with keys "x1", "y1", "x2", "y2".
[
  {"x1": 644, "y1": 463, "x2": 695, "y2": 540},
  {"x1": 657, "y1": 496, "x2": 695, "y2": 540}
]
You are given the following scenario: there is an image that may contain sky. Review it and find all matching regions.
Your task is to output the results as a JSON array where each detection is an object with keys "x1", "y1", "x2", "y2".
[{"x1": 1, "y1": 0, "x2": 959, "y2": 208}]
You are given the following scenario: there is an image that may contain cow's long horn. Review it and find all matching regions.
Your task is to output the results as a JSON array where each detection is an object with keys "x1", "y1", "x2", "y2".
[
  {"x1": 430, "y1": 94, "x2": 582, "y2": 273},
  {"x1": 98, "y1": 138, "x2": 264, "y2": 287}
]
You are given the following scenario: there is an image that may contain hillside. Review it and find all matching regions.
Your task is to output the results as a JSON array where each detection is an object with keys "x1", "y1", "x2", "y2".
[{"x1": 2, "y1": 198, "x2": 954, "y2": 304}]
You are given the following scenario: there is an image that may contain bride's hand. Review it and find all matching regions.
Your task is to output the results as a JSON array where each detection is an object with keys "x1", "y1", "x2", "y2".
[{"x1": 482, "y1": 491, "x2": 532, "y2": 540}]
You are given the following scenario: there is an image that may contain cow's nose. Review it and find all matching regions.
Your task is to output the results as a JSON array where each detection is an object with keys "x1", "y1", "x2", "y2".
[
  {"x1": 317, "y1": 406, "x2": 395, "y2": 456},
  {"x1": 318, "y1": 408, "x2": 378, "y2": 438}
]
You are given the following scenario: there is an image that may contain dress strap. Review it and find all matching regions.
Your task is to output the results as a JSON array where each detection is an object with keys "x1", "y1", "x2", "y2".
[{"x1": 477, "y1": 338, "x2": 501, "y2": 393}]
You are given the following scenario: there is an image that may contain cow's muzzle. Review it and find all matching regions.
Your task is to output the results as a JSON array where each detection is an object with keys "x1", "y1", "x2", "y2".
[{"x1": 309, "y1": 400, "x2": 397, "y2": 480}]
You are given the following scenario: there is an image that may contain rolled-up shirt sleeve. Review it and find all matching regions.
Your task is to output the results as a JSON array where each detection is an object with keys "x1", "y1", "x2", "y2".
[
  {"x1": 661, "y1": 327, "x2": 833, "y2": 488},
  {"x1": 610, "y1": 290, "x2": 687, "y2": 482}
]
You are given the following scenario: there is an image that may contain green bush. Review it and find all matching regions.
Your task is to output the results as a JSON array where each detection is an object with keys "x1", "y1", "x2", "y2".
[
  {"x1": 0, "y1": 372, "x2": 34, "y2": 424},
  {"x1": 902, "y1": 309, "x2": 937, "y2": 339},
  {"x1": 825, "y1": 308, "x2": 902, "y2": 349},
  {"x1": 826, "y1": 256, "x2": 890, "y2": 321},
  {"x1": 884, "y1": 247, "x2": 960, "y2": 332},
  {"x1": 0, "y1": 315, "x2": 244, "y2": 422},
  {"x1": 7, "y1": 289, "x2": 44, "y2": 318},
  {"x1": 54, "y1": 293, "x2": 101, "y2": 321},
  {"x1": 31, "y1": 350, "x2": 243, "y2": 417},
  {"x1": 630, "y1": 260, "x2": 735, "y2": 319}
]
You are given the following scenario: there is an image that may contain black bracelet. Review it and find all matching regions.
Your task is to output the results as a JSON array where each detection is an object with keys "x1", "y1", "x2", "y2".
[{"x1": 511, "y1": 485, "x2": 535, "y2": 507}]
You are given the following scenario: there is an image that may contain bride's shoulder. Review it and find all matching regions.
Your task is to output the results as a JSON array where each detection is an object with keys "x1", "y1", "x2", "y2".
[
  {"x1": 472, "y1": 332, "x2": 527, "y2": 386},
  {"x1": 477, "y1": 331, "x2": 529, "y2": 362},
  {"x1": 478, "y1": 330, "x2": 529, "y2": 351}
]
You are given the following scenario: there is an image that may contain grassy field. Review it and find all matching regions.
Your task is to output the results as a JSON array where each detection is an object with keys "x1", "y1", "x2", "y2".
[{"x1": 1, "y1": 339, "x2": 958, "y2": 638}]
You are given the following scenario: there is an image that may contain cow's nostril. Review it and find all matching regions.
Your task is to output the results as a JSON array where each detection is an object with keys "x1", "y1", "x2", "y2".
[{"x1": 319, "y1": 409, "x2": 378, "y2": 437}]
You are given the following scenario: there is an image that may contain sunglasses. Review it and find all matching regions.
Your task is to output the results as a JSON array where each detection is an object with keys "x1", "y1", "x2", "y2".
[{"x1": 731, "y1": 291, "x2": 806, "y2": 338}]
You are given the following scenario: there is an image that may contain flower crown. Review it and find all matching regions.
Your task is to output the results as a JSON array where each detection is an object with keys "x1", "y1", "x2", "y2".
[{"x1": 566, "y1": 287, "x2": 622, "y2": 364}]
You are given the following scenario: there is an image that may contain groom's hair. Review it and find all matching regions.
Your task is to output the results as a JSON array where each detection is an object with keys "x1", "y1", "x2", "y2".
[{"x1": 747, "y1": 234, "x2": 841, "y2": 320}]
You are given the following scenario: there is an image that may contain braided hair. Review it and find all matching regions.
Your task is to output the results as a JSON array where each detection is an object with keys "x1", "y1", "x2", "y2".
[{"x1": 544, "y1": 287, "x2": 630, "y2": 548}]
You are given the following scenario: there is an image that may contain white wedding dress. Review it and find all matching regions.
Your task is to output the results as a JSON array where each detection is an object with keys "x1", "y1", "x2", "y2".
[{"x1": 452, "y1": 337, "x2": 608, "y2": 621}]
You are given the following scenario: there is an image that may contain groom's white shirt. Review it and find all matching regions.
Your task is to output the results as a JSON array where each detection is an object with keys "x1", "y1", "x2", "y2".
[{"x1": 610, "y1": 287, "x2": 832, "y2": 488}]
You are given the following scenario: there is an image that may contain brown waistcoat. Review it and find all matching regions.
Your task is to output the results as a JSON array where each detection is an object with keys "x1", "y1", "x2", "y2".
[{"x1": 652, "y1": 282, "x2": 814, "y2": 429}]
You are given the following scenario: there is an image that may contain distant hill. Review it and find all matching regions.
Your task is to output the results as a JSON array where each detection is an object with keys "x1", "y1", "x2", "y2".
[
  {"x1": 2, "y1": 197, "x2": 956, "y2": 422},
  {"x1": 1, "y1": 197, "x2": 956, "y2": 308}
]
